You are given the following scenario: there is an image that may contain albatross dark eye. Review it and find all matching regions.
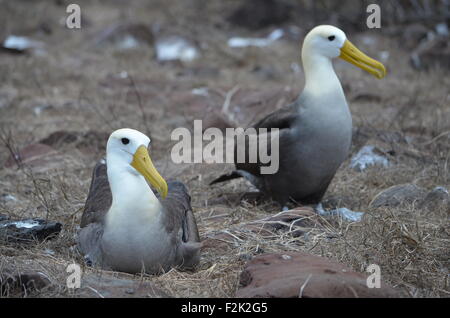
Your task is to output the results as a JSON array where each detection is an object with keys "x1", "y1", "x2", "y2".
[
  {"x1": 121, "y1": 138, "x2": 130, "y2": 145},
  {"x1": 328, "y1": 35, "x2": 335, "y2": 41}
]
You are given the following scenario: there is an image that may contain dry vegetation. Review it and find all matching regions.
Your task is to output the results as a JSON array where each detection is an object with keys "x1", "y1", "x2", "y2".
[{"x1": 0, "y1": 0, "x2": 449, "y2": 297}]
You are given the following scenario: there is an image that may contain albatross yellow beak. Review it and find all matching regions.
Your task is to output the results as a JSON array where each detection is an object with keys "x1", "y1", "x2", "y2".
[
  {"x1": 131, "y1": 145, "x2": 168, "y2": 199},
  {"x1": 339, "y1": 40, "x2": 386, "y2": 79}
]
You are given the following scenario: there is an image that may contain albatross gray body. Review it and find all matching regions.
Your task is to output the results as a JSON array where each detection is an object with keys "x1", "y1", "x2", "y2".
[
  {"x1": 209, "y1": 25, "x2": 384, "y2": 207},
  {"x1": 77, "y1": 161, "x2": 201, "y2": 274},
  {"x1": 211, "y1": 88, "x2": 352, "y2": 206}
]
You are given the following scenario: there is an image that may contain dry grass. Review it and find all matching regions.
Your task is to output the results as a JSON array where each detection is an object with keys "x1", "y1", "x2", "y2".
[{"x1": 0, "y1": 0, "x2": 449, "y2": 298}]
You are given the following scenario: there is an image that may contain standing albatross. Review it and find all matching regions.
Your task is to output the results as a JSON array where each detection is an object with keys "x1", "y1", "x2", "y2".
[
  {"x1": 211, "y1": 25, "x2": 386, "y2": 207},
  {"x1": 77, "y1": 128, "x2": 201, "y2": 274}
]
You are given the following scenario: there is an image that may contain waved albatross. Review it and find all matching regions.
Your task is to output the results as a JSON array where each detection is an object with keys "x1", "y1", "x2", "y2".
[
  {"x1": 211, "y1": 25, "x2": 386, "y2": 207},
  {"x1": 77, "y1": 128, "x2": 201, "y2": 274}
]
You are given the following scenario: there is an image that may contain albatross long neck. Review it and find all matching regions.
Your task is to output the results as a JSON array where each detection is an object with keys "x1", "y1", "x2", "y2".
[
  {"x1": 301, "y1": 50, "x2": 345, "y2": 100},
  {"x1": 106, "y1": 159, "x2": 162, "y2": 223}
]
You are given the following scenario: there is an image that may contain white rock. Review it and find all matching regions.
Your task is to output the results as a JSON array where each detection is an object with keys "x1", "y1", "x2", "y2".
[
  {"x1": 316, "y1": 203, "x2": 364, "y2": 222},
  {"x1": 228, "y1": 29, "x2": 284, "y2": 48},
  {"x1": 191, "y1": 87, "x2": 209, "y2": 97},
  {"x1": 33, "y1": 104, "x2": 51, "y2": 116},
  {"x1": 435, "y1": 23, "x2": 449, "y2": 36},
  {"x1": 0, "y1": 220, "x2": 40, "y2": 229},
  {"x1": 119, "y1": 71, "x2": 128, "y2": 79},
  {"x1": 350, "y1": 145, "x2": 389, "y2": 172},
  {"x1": 1, "y1": 194, "x2": 17, "y2": 202},
  {"x1": 11, "y1": 220, "x2": 41, "y2": 229},
  {"x1": 155, "y1": 36, "x2": 199, "y2": 62},
  {"x1": 3, "y1": 35, "x2": 43, "y2": 51},
  {"x1": 379, "y1": 51, "x2": 390, "y2": 62},
  {"x1": 117, "y1": 35, "x2": 140, "y2": 49}
]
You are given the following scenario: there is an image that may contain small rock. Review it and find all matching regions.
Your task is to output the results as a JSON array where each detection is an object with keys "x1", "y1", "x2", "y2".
[
  {"x1": 33, "y1": 104, "x2": 53, "y2": 116},
  {"x1": 4, "y1": 143, "x2": 58, "y2": 169},
  {"x1": 317, "y1": 205, "x2": 364, "y2": 222},
  {"x1": 227, "y1": 29, "x2": 284, "y2": 48},
  {"x1": 435, "y1": 23, "x2": 449, "y2": 37},
  {"x1": 1, "y1": 194, "x2": 17, "y2": 203},
  {"x1": 1, "y1": 35, "x2": 44, "y2": 54},
  {"x1": 350, "y1": 145, "x2": 389, "y2": 172},
  {"x1": 155, "y1": 35, "x2": 199, "y2": 62},
  {"x1": 236, "y1": 252, "x2": 400, "y2": 298},
  {"x1": 0, "y1": 218, "x2": 62, "y2": 243},
  {"x1": 191, "y1": 87, "x2": 209, "y2": 97},
  {"x1": 370, "y1": 184, "x2": 427, "y2": 208}
]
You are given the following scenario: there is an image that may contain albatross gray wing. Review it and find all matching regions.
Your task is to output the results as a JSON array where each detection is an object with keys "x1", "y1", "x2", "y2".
[
  {"x1": 251, "y1": 101, "x2": 299, "y2": 130},
  {"x1": 160, "y1": 181, "x2": 201, "y2": 269},
  {"x1": 77, "y1": 159, "x2": 111, "y2": 266},
  {"x1": 236, "y1": 101, "x2": 299, "y2": 177},
  {"x1": 80, "y1": 159, "x2": 111, "y2": 228},
  {"x1": 210, "y1": 101, "x2": 299, "y2": 185},
  {"x1": 209, "y1": 97, "x2": 341, "y2": 205}
]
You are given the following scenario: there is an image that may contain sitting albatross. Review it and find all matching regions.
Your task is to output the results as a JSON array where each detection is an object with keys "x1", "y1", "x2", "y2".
[
  {"x1": 211, "y1": 25, "x2": 386, "y2": 207},
  {"x1": 77, "y1": 128, "x2": 201, "y2": 274}
]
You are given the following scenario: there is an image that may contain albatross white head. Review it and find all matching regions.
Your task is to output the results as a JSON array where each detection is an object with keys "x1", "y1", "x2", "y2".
[
  {"x1": 301, "y1": 25, "x2": 386, "y2": 95},
  {"x1": 106, "y1": 128, "x2": 168, "y2": 216}
]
